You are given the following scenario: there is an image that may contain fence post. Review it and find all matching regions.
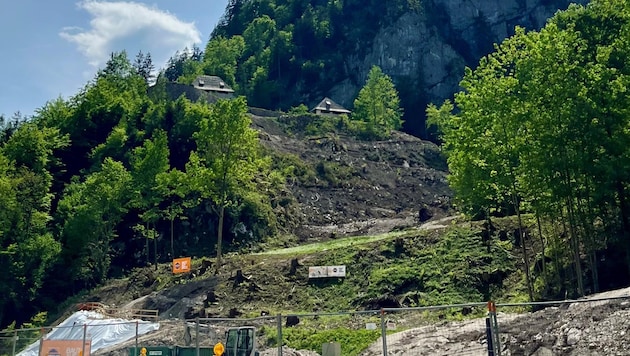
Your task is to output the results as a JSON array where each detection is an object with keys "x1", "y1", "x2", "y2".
[
  {"x1": 11, "y1": 330, "x2": 17, "y2": 356},
  {"x1": 277, "y1": 314, "x2": 283, "y2": 356},
  {"x1": 195, "y1": 318, "x2": 200, "y2": 356},
  {"x1": 380, "y1": 309, "x2": 388, "y2": 356},
  {"x1": 135, "y1": 321, "x2": 139, "y2": 356},
  {"x1": 37, "y1": 328, "x2": 44, "y2": 356},
  {"x1": 485, "y1": 318, "x2": 494, "y2": 356},
  {"x1": 487, "y1": 301, "x2": 501, "y2": 356},
  {"x1": 82, "y1": 324, "x2": 87, "y2": 356}
]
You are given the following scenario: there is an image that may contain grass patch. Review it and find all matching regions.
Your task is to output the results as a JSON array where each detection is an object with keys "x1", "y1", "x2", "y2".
[
  {"x1": 255, "y1": 229, "x2": 417, "y2": 256},
  {"x1": 260, "y1": 314, "x2": 382, "y2": 356}
]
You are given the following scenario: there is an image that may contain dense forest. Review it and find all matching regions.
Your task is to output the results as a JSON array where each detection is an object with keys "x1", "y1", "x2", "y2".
[
  {"x1": 2, "y1": 0, "x2": 630, "y2": 333},
  {"x1": 161, "y1": 0, "x2": 423, "y2": 132},
  {"x1": 428, "y1": 0, "x2": 630, "y2": 301}
]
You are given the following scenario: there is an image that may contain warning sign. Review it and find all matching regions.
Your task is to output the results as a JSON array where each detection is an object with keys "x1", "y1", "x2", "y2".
[
  {"x1": 41, "y1": 339, "x2": 91, "y2": 356},
  {"x1": 172, "y1": 257, "x2": 191, "y2": 274}
]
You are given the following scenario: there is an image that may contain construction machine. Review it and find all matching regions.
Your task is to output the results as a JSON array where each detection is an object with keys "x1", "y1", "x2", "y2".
[{"x1": 219, "y1": 326, "x2": 259, "y2": 356}]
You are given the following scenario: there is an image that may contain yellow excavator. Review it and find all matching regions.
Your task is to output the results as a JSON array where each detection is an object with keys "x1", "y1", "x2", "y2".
[{"x1": 215, "y1": 326, "x2": 259, "y2": 356}]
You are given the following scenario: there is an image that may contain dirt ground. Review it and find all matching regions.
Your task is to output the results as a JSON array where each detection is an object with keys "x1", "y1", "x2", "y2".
[
  {"x1": 251, "y1": 115, "x2": 453, "y2": 241},
  {"x1": 358, "y1": 288, "x2": 630, "y2": 356},
  {"x1": 93, "y1": 287, "x2": 630, "y2": 356}
]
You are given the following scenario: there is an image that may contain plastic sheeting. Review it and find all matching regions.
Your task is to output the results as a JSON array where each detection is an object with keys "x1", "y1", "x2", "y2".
[{"x1": 17, "y1": 311, "x2": 160, "y2": 356}]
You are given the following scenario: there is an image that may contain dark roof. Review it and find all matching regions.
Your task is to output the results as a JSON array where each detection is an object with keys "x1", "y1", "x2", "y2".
[
  {"x1": 310, "y1": 97, "x2": 351, "y2": 114},
  {"x1": 192, "y1": 75, "x2": 234, "y2": 93}
]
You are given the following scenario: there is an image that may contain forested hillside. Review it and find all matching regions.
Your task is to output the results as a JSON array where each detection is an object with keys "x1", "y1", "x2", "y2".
[
  {"x1": 162, "y1": 0, "x2": 588, "y2": 138},
  {"x1": 3, "y1": 0, "x2": 630, "y2": 339},
  {"x1": 0, "y1": 56, "x2": 280, "y2": 327}
]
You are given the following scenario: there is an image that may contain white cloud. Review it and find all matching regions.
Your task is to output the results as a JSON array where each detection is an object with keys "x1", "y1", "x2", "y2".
[{"x1": 60, "y1": 1, "x2": 202, "y2": 68}]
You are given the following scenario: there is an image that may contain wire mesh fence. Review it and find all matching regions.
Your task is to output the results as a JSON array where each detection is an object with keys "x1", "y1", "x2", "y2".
[
  {"x1": 5, "y1": 295, "x2": 630, "y2": 356},
  {"x1": 495, "y1": 295, "x2": 630, "y2": 355}
]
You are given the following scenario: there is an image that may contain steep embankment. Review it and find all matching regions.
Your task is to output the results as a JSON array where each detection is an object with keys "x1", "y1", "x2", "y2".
[{"x1": 251, "y1": 115, "x2": 453, "y2": 241}]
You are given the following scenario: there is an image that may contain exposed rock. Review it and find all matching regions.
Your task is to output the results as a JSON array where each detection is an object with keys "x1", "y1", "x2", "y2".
[
  {"x1": 330, "y1": 0, "x2": 590, "y2": 137},
  {"x1": 566, "y1": 328, "x2": 581, "y2": 346}
]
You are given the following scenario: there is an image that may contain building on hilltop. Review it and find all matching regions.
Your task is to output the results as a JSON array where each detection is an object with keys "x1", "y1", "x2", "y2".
[
  {"x1": 310, "y1": 97, "x2": 351, "y2": 116},
  {"x1": 192, "y1": 75, "x2": 235, "y2": 100}
]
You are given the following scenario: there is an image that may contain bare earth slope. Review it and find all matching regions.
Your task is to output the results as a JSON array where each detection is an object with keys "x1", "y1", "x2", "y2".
[{"x1": 251, "y1": 115, "x2": 453, "y2": 240}]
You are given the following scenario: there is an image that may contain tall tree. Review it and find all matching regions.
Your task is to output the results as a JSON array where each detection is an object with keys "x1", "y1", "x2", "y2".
[
  {"x1": 188, "y1": 97, "x2": 262, "y2": 271},
  {"x1": 133, "y1": 50, "x2": 155, "y2": 84},
  {"x1": 0, "y1": 122, "x2": 67, "y2": 325},
  {"x1": 203, "y1": 36, "x2": 245, "y2": 89},
  {"x1": 58, "y1": 158, "x2": 132, "y2": 286},
  {"x1": 353, "y1": 66, "x2": 403, "y2": 139},
  {"x1": 130, "y1": 130, "x2": 170, "y2": 267},
  {"x1": 428, "y1": 0, "x2": 630, "y2": 298}
]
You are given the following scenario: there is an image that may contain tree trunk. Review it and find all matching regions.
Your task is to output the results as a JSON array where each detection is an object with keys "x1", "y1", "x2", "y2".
[
  {"x1": 154, "y1": 226, "x2": 158, "y2": 271},
  {"x1": 616, "y1": 181, "x2": 630, "y2": 278},
  {"x1": 566, "y1": 197, "x2": 584, "y2": 296},
  {"x1": 170, "y1": 216, "x2": 175, "y2": 258},
  {"x1": 215, "y1": 204, "x2": 225, "y2": 274},
  {"x1": 145, "y1": 221, "x2": 150, "y2": 266},
  {"x1": 536, "y1": 212, "x2": 546, "y2": 276},
  {"x1": 514, "y1": 193, "x2": 534, "y2": 302}
]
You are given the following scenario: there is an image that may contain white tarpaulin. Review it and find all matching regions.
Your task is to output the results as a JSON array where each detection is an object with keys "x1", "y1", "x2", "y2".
[{"x1": 17, "y1": 311, "x2": 160, "y2": 356}]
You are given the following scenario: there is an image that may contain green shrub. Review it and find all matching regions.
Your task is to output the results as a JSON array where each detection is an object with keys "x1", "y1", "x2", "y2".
[{"x1": 283, "y1": 328, "x2": 380, "y2": 356}]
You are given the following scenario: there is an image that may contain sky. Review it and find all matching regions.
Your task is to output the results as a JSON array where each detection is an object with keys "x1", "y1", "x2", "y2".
[{"x1": 0, "y1": 0, "x2": 229, "y2": 118}]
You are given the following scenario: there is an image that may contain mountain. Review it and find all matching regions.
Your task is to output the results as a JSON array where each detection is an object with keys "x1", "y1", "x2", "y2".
[{"x1": 210, "y1": 0, "x2": 589, "y2": 138}]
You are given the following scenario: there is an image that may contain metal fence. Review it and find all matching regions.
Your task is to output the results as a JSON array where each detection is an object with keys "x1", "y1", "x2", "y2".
[{"x1": 3, "y1": 295, "x2": 630, "y2": 356}]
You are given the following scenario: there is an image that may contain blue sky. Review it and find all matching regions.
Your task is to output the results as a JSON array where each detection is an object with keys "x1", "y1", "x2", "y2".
[{"x1": 0, "y1": 0, "x2": 229, "y2": 118}]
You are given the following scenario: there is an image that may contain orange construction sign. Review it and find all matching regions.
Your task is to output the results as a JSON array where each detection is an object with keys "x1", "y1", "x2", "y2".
[
  {"x1": 172, "y1": 257, "x2": 192, "y2": 274},
  {"x1": 41, "y1": 339, "x2": 91, "y2": 356}
]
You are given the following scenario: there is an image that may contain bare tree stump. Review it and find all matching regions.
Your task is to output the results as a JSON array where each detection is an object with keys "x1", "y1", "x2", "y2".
[{"x1": 288, "y1": 258, "x2": 301, "y2": 275}]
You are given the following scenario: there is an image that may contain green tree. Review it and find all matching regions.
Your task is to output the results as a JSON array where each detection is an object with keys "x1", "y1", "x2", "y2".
[
  {"x1": 188, "y1": 97, "x2": 262, "y2": 271},
  {"x1": 0, "y1": 122, "x2": 67, "y2": 325},
  {"x1": 156, "y1": 168, "x2": 190, "y2": 258},
  {"x1": 353, "y1": 66, "x2": 403, "y2": 139},
  {"x1": 203, "y1": 36, "x2": 245, "y2": 89},
  {"x1": 58, "y1": 158, "x2": 132, "y2": 285},
  {"x1": 428, "y1": 0, "x2": 630, "y2": 299},
  {"x1": 130, "y1": 130, "x2": 170, "y2": 267}
]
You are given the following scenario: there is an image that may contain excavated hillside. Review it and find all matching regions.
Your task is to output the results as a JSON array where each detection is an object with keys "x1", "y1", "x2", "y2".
[
  {"x1": 75, "y1": 116, "x2": 630, "y2": 356},
  {"x1": 250, "y1": 113, "x2": 453, "y2": 241}
]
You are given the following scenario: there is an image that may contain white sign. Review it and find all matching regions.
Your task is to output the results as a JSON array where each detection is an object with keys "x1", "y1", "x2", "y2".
[
  {"x1": 308, "y1": 266, "x2": 328, "y2": 278},
  {"x1": 308, "y1": 265, "x2": 347, "y2": 278},
  {"x1": 327, "y1": 265, "x2": 346, "y2": 277},
  {"x1": 386, "y1": 322, "x2": 396, "y2": 330},
  {"x1": 365, "y1": 323, "x2": 377, "y2": 330}
]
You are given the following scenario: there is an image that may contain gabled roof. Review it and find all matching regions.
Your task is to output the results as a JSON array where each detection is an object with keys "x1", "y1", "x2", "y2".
[
  {"x1": 192, "y1": 75, "x2": 234, "y2": 93},
  {"x1": 310, "y1": 97, "x2": 351, "y2": 114}
]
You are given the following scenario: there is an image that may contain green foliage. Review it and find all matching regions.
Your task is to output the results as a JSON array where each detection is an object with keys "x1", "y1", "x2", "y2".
[
  {"x1": 206, "y1": 0, "x2": 418, "y2": 110},
  {"x1": 287, "y1": 104, "x2": 309, "y2": 115},
  {"x1": 190, "y1": 97, "x2": 262, "y2": 203},
  {"x1": 352, "y1": 66, "x2": 403, "y2": 139},
  {"x1": 203, "y1": 36, "x2": 245, "y2": 89},
  {"x1": 57, "y1": 158, "x2": 133, "y2": 285},
  {"x1": 189, "y1": 97, "x2": 268, "y2": 264},
  {"x1": 428, "y1": 0, "x2": 630, "y2": 298},
  {"x1": 315, "y1": 161, "x2": 356, "y2": 187},
  {"x1": 282, "y1": 327, "x2": 380, "y2": 356},
  {"x1": 361, "y1": 228, "x2": 515, "y2": 306}
]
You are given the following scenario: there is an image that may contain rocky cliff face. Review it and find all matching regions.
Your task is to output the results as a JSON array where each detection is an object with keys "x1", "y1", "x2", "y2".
[{"x1": 329, "y1": 0, "x2": 589, "y2": 138}]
